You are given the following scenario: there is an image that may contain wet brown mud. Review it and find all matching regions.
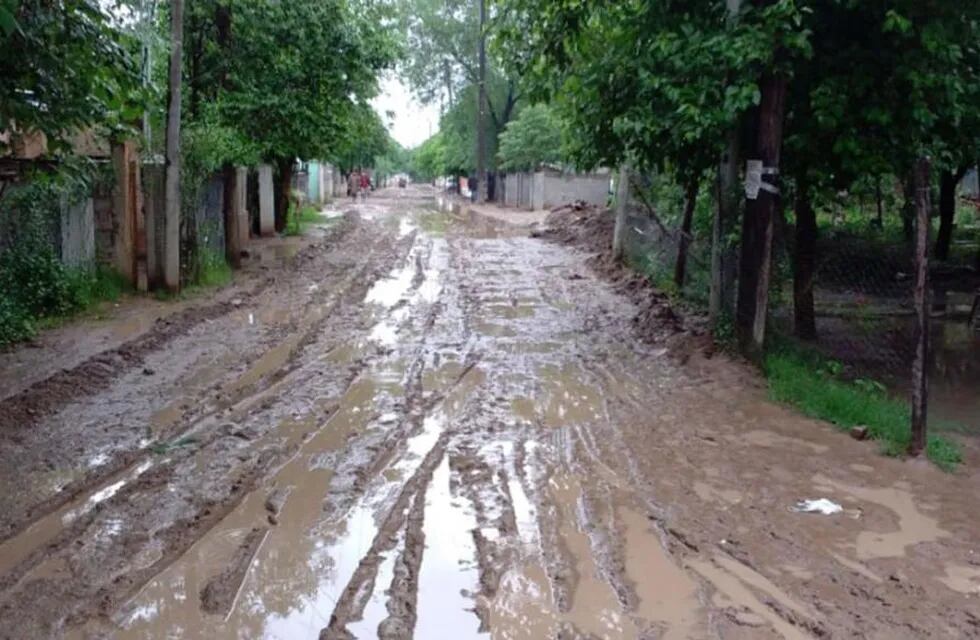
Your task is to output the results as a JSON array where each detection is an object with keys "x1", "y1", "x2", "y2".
[{"x1": 0, "y1": 188, "x2": 978, "y2": 639}]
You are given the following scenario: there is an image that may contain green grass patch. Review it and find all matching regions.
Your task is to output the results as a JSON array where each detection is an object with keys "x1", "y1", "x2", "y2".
[
  {"x1": 285, "y1": 203, "x2": 331, "y2": 236},
  {"x1": 764, "y1": 346, "x2": 962, "y2": 471},
  {"x1": 149, "y1": 436, "x2": 199, "y2": 455},
  {"x1": 194, "y1": 248, "x2": 233, "y2": 288},
  {"x1": 0, "y1": 260, "x2": 131, "y2": 347}
]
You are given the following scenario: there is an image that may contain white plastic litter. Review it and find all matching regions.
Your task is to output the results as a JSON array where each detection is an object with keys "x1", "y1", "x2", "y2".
[{"x1": 792, "y1": 498, "x2": 843, "y2": 515}]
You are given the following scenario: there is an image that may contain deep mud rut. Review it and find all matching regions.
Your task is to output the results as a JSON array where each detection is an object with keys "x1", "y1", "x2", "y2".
[{"x1": 1, "y1": 185, "x2": 979, "y2": 639}]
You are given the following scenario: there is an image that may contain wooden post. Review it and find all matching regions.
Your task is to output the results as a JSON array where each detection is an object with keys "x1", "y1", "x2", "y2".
[
  {"x1": 612, "y1": 165, "x2": 630, "y2": 262},
  {"x1": 236, "y1": 166, "x2": 249, "y2": 251},
  {"x1": 909, "y1": 157, "x2": 932, "y2": 457},
  {"x1": 223, "y1": 164, "x2": 241, "y2": 268},
  {"x1": 163, "y1": 0, "x2": 184, "y2": 292}
]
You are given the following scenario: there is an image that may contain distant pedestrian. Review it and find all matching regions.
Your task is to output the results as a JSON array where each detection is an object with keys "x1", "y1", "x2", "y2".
[
  {"x1": 468, "y1": 174, "x2": 477, "y2": 202},
  {"x1": 360, "y1": 172, "x2": 370, "y2": 197},
  {"x1": 348, "y1": 171, "x2": 359, "y2": 201}
]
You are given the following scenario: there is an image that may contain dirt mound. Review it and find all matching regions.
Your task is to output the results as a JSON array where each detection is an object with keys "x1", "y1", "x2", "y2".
[
  {"x1": 542, "y1": 202, "x2": 711, "y2": 359},
  {"x1": 541, "y1": 201, "x2": 615, "y2": 255}
]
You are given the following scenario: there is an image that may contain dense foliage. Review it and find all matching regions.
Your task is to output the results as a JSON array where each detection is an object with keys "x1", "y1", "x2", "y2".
[
  {"x1": 0, "y1": 171, "x2": 125, "y2": 346},
  {"x1": 496, "y1": 103, "x2": 563, "y2": 172},
  {"x1": 0, "y1": 0, "x2": 143, "y2": 154}
]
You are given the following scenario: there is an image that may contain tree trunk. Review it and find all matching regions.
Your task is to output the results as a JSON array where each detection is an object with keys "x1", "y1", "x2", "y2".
[
  {"x1": 909, "y1": 157, "x2": 932, "y2": 458},
  {"x1": 793, "y1": 177, "x2": 817, "y2": 340},
  {"x1": 274, "y1": 158, "x2": 293, "y2": 233},
  {"x1": 674, "y1": 178, "x2": 699, "y2": 288},
  {"x1": 874, "y1": 177, "x2": 884, "y2": 228},
  {"x1": 475, "y1": 0, "x2": 488, "y2": 204},
  {"x1": 612, "y1": 165, "x2": 630, "y2": 262},
  {"x1": 901, "y1": 177, "x2": 915, "y2": 241},
  {"x1": 934, "y1": 167, "x2": 967, "y2": 261},
  {"x1": 163, "y1": 0, "x2": 184, "y2": 293},
  {"x1": 735, "y1": 69, "x2": 788, "y2": 360}
]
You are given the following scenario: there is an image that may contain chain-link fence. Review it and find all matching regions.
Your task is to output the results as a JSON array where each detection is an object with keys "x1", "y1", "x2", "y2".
[{"x1": 618, "y1": 172, "x2": 980, "y2": 436}]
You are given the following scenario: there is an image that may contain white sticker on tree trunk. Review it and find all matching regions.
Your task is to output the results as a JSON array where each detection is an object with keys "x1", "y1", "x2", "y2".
[{"x1": 745, "y1": 159, "x2": 763, "y2": 200}]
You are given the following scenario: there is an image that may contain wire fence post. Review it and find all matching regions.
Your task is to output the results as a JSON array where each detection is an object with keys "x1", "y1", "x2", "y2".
[{"x1": 909, "y1": 157, "x2": 931, "y2": 457}]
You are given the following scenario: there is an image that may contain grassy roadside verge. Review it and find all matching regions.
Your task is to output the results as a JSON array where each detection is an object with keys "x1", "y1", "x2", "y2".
[
  {"x1": 764, "y1": 345, "x2": 962, "y2": 471},
  {"x1": 0, "y1": 262, "x2": 130, "y2": 347},
  {"x1": 285, "y1": 202, "x2": 335, "y2": 236}
]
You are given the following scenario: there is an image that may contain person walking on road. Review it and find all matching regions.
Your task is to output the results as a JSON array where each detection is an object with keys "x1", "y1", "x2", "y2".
[
  {"x1": 348, "y1": 170, "x2": 360, "y2": 201},
  {"x1": 360, "y1": 171, "x2": 370, "y2": 199}
]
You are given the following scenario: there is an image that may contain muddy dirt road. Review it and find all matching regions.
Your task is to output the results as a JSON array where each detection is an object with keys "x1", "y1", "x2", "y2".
[{"x1": 0, "y1": 185, "x2": 978, "y2": 639}]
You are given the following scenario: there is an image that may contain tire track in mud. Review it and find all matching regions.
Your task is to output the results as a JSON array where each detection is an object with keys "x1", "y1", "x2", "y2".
[
  {"x1": 76, "y1": 217, "x2": 481, "y2": 639},
  {"x1": 318, "y1": 238, "x2": 488, "y2": 637},
  {"x1": 0, "y1": 217, "x2": 374, "y2": 546},
  {"x1": 0, "y1": 216, "x2": 427, "y2": 638},
  {"x1": 0, "y1": 217, "x2": 358, "y2": 432},
  {"x1": 433, "y1": 230, "x2": 719, "y2": 640}
]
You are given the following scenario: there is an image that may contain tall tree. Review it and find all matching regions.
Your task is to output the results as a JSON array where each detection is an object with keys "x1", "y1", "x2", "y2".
[
  {"x1": 0, "y1": 0, "x2": 142, "y2": 154},
  {"x1": 163, "y1": 0, "x2": 184, "y2": 292},
  {"x1": 475, "y1": 0, "x2": 488, "y2": 202},
  {"x1": 181, "y1": 0, "x2": 397, "y2": 230}
]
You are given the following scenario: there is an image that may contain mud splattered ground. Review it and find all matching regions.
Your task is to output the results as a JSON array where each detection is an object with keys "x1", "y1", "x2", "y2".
[{"x1": 0, "y1": 186, "x2": 979, "y2": 639}]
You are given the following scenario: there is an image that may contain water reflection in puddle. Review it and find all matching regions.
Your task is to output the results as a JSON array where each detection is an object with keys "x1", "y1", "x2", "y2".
[
  {"x1": 415, "y1": 455, "x2": 483, "y2": 639},
  {"x1": 259, "y1": 500, "x2": 380, "y2": 637}
]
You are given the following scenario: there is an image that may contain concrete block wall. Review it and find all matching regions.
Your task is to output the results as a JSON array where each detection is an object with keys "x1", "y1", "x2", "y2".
[
  {"x1": 142, "y1": 163, "x2": 165, "y2": 288},
  {"x1": 191, "y1": 175, "x2": 226, "y2": 256},
  {"x1": 307, "y1": 163, "x2": 321, "y2": 203},
  {"x1": 499, "y1": 170, "x2": 610, "y2": 211},
  {"x1": 58, "y1": 197, "x2": 95, "y2": 269},
  {"x1": 504, "y1": 174, "x2": 519, "y2": 207},
  {"x1": 539, "y1": 170, "x2": 610, "y2": 209},
  {"x1": 519, "y1": 174, "x2": 532, "y2": 210},
  {"x1": 332, "y1": 166, "x2": 346, "y2": 198},
  {"x1": 964, "y1": 168, "x2": 979, "y2": 197}
]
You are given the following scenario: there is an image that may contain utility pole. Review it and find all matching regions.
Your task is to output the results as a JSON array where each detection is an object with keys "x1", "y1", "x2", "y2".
[
  {"x1": 164, "y1": 0, "x2": 184, "y2": 292},
  {"x1": 710, "y1": 0, "x2": 741, "y2": 330},
  {"x1": 735, "y1": 0, "x2": 789, "y2": 360},
  {"x1": 475, "y1": 0, "x2": 487, "y2": 203}
]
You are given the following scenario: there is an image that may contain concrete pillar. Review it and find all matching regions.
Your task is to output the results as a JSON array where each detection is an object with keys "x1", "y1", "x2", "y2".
[
  {"x1": 320, "y1": 163, "x2": 331, "y2": 204},
  {"x1": 258, "y1": 164, "x2": 275, "y2": 237}
]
